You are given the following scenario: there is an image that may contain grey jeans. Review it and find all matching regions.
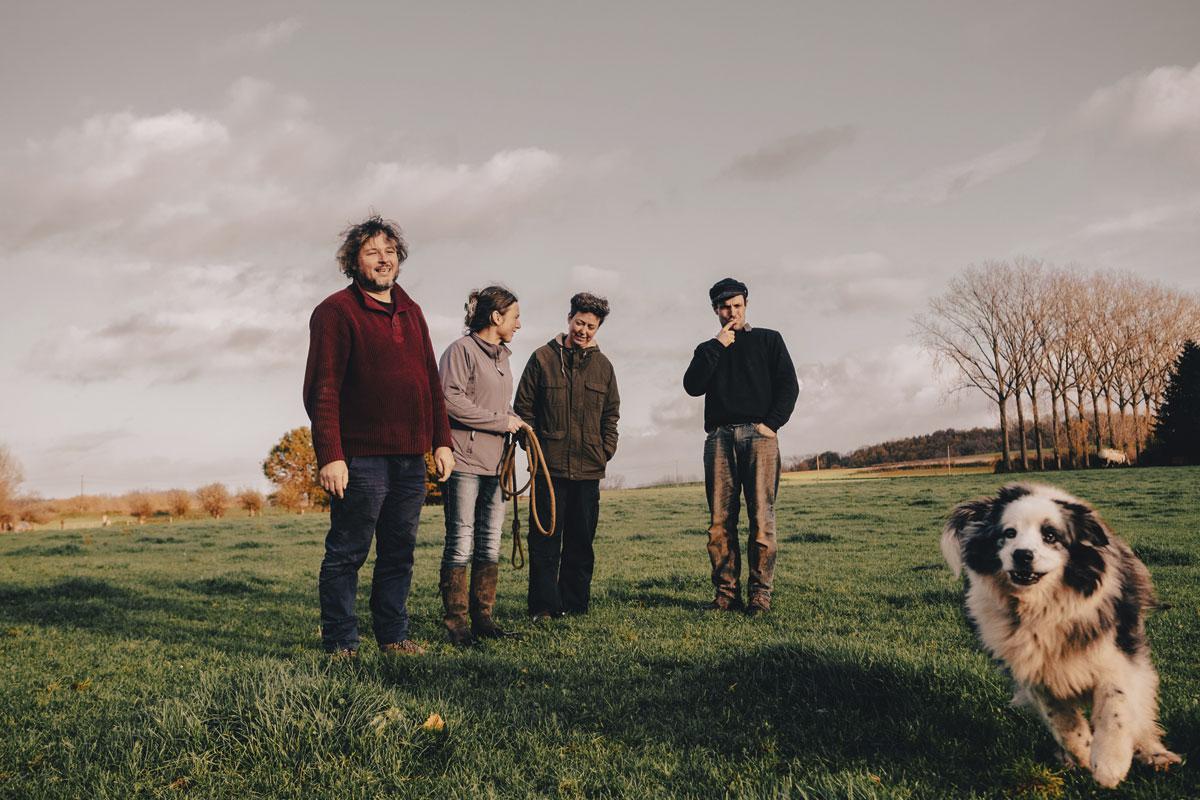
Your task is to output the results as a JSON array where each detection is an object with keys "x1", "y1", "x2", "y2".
[{"x1": 703, "y1": 423, "x2": 780, "y2": 605}]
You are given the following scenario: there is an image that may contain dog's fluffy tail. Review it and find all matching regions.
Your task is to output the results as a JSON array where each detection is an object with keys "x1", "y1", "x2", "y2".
[{"x1": 940, "y1": 522, "x2": 964, "y2": 577}]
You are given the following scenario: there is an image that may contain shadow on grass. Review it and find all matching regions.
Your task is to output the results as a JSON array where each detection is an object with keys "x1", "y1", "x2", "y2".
[
  {"x1": 0, "y1": 576, "x2": 311, "y2": 658},
  {"x1": 601, "y1": 575, "x2": 709, "y2": 610},
  {"x1": 377, "y1": 640, "x2": 1042, "y2": 794}
]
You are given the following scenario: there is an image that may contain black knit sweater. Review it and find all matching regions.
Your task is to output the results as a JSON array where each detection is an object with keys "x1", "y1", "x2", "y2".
[{"x1": 682, "y1": 326, "x2": 799, "y2": 433}]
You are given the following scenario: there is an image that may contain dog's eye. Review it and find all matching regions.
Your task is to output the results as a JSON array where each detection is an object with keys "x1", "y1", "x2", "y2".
[
  {"x1": 1041, "y1": 526, "x2": 1059, "y2": 544},
  {"x1": 1002, "y1": 528, "x2": 1017, "y2": 539}
]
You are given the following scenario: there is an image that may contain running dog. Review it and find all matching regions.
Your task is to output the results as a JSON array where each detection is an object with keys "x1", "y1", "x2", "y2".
[{"x1": 941, "y1": 483, "x2": 1181, "y2": 787}]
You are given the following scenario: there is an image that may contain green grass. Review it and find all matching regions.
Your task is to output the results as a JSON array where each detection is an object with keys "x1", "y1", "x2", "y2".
[{"x1": 1, "y1": 468, "x2": 1197, "y2": 799}]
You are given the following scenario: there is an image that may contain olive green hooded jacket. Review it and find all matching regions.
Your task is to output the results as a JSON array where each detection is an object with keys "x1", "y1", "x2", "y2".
[{"x1": 514, "y1": 334, "x2": 619, "y2": 480}]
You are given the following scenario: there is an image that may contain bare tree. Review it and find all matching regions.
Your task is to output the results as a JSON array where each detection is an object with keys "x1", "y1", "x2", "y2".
[
  {"x1": 195, "y1": 483, "x2": 231, "y2": 519},
  {"x1": 915, "y1": 262, "x2": 1015, "y2": 471},
  {"x1": 1038, "y1": 267, "x2": 1082, "y2": 469},
  {"x1": 998, "y1": 258, "x2": 1046, "y2": 470}
]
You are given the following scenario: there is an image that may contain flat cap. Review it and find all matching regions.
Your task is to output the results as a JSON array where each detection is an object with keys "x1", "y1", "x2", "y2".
[{"x1": 709, "y1": 277, "x2": 748, "y2": 305}]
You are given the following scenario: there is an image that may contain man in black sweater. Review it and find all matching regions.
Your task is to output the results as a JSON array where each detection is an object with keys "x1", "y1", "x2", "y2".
[{"x1": 683, "y1": 278, "x2": 799, "y2": 615}]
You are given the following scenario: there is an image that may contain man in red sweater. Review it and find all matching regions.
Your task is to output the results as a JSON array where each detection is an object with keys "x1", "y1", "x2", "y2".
[{"x1": 303, "y1": 215, "x2": 454, "y2": 657}]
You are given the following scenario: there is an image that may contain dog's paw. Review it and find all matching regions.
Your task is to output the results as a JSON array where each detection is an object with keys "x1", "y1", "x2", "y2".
[
  {"x1": 1010, "y1": 685, "x2": 1034, "y2": 709},
  {"x1": 1056, "y1": 747, "x2": 1084, "y2": 768},
  {"x1": 1135, "y1": 748, "x2": 1182, "y2": 771},
  {"x1": 1090, "y1": 757, "x2": 1131, "y2": 789}
]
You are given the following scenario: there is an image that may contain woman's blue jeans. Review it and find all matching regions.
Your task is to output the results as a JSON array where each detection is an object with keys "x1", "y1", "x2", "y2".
[{"x1": 441, "y1": 471, "x2": 506, "y2": 568}]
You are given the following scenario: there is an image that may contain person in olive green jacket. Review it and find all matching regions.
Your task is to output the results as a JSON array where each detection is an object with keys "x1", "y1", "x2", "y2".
[{"x1": 514, "y1": 292, "x2": 619, "y2": 618}]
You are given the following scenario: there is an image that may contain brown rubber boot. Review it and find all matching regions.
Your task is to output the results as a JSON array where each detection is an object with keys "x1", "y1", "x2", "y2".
[
  {"x1": 440, "y1": 565, "x2": 474, "y2": 647},
  {"x1": 470, "y1": 562, "x2": 511, "y2": 638}
]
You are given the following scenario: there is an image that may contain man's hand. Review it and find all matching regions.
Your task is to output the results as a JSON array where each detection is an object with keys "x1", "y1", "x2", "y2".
[
  {"x1": 505, "y1": 415, "x2": 527, "y2": 433},
  {"x1": 754, "y1": 423, "x2": 777, "y2": 439},
  {"x1": 319, "y1": 460, "x2": 349, "y2": 499},
  {"x1": 433, "y1": 447, "x2": 455, "y2": 481},
  {"x1": 715, "y1": 319, "x2": 737, "y2": 348}
]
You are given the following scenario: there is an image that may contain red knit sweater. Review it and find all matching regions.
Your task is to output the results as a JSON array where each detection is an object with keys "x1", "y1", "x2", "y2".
[{"x1": 303, "y1": 283, "x2": 452, "y2": 467}]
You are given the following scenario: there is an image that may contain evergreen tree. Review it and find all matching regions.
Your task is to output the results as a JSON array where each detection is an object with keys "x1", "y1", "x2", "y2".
[{"x1": 1150, "y1": 340, "x2": 1200, "y2": 465}]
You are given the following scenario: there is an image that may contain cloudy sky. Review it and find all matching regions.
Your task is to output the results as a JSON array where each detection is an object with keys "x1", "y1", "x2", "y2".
[{"x1": 3, "y1": 1, "x2": 1200, "y2": 496}]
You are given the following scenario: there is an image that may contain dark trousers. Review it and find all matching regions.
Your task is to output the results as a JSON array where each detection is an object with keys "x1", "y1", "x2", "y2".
[
  {"x1": 527, "y1": 477, "x2": 600, "y2": 615},
  {"x1": 318, "y1": 455, "x2": 427, "y2": 651},
  {"x1": 704, "y1": 423, "x2": 780, "y2": 606}
]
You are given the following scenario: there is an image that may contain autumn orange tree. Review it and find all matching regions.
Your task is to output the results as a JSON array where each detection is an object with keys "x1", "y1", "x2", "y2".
[
  {"x1": 195, "y1": 483, "x2": 230, "y2": 518},
  {"x1": 166, "y1": 489, "x2": 191, "y2": 518},
  {"x1": 236, "y1": 488, "x2": 265, "y2": 517},
  {"x1": 126, "y1": 492, "x2": 154, "y2": 524},
  {"x1": 263, "y1": 427, "x2": 327, "y2": 512},
  {"x1": 0, "y1": 444, "x2": 22, "y2": 530}
]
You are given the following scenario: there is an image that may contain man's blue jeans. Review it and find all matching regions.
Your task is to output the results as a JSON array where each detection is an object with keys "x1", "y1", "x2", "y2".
[
  {"x1": 318, "y1": 455, "x2": 426, "y2": 651},
  {"x1": 441, "y1": 472, "x2": 506, "y2": 568}
]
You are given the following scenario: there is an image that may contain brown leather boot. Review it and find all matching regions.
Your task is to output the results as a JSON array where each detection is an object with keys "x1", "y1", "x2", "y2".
[
  {"x1": 469, "y1": 561, "x2": 511, "y2": 638},
  {"x1": 440, "y1": 565, "x2": 474, "y2": 647}
]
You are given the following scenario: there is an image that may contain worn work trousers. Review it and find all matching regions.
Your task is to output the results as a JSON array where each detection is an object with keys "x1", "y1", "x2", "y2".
[
  {"x1": 703, "y1": 423, "x2": 780, "y2": 606},
  {"x1": 527, "y1": 477, "x2": 600, "y2": 616}
]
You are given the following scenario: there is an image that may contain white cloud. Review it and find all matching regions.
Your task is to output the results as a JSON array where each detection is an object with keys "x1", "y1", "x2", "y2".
[
  {"x1": 721, "y1": 126, "x2": 857, "y2": 181},
  {"x1": 880, "y1": 133, "x2": 1043, "y2": 205},
  {"x1": 1078, "y1": 61, "x2": 1200, "y2": 145},
  {"x1": 1081, "y1": 195, "x2": 1200, "y2": 238},
  {"x1": 353, "y1": 148, "x2": 565, "y2": 242},
  {"x1": 210, "y1": 18, "x2": 303, "y2": 57},
  {"x1": 1, "y1": 79, "x2": 584, "y2": 386},
  {"x1": 788, "y1": 345, "x2": 993, "y2": 455},
  {"x1": 570, "y1": 265, "x2": 621, "y2": 293},
  {"x1": 783, "y1": 251, "x2": 927, "y2": 314}
]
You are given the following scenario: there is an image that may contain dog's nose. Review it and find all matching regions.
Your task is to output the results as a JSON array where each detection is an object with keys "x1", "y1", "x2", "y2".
[{"x1": 1012, "y1": 549, "x2": 1034, "y2": 567}]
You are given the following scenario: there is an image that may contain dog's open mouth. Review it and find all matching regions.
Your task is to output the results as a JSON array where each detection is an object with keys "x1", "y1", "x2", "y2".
[{"x1": 1008, "y1": 570, "x2": 1044, "y2": 586}]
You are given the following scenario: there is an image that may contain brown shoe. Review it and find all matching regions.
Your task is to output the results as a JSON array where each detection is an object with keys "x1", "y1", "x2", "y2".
[
  {"x1": 381, "y1": 640, "x2": 425, "y2": 656},
  {"x1": 440, "y1": 565, "x2": 475, "y2": 647},
  {"x1": 470, "y1": 562, "x2": 513, "y2": 638},
  {"x1": 704, "y1": 596, "x2": 744, "y2": 612},
  {"x1": 329, "y1": 647, "x2": 358, "y2": 660},
  {"x1": 746, "y1": 596, "x2": 771, "y2": 617}
]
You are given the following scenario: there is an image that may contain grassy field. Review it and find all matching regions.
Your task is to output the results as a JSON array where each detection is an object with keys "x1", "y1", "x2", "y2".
[{"x1": 1, "y1": 468, "x2": 1197, "y2": 799}]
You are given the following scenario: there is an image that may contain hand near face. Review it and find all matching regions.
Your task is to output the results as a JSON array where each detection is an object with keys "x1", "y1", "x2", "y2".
[
  {"x1": 433, "y1": 446, "x2": 455, "y2": 481},
  {"x1": 319, "y1": 460, "x2": 349, "y2": 499},
  {"x1": 715, "y1": 319, "x2": 737, "y2": 348}
]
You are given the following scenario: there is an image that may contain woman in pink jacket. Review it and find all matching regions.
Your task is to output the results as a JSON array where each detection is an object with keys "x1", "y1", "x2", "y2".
[{"x1": 437, "y1": 286, "x2": 525, "y2": 646}]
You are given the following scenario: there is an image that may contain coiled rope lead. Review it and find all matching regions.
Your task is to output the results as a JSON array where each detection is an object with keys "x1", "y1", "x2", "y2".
[{"x1": 498, "y1": 427, "x2": 556, "y2": 569}]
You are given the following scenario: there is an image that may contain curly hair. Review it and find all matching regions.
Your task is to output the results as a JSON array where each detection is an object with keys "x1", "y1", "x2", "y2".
[
  {"x1": 336, "y1": 214, "x2": 408, "y2": 279},
  {"x1": 569, "y1": 292, "x2": 610, "y2": 323},
  {"x1": 464, "y1": 285, "x2": 519, "y2": 332}
]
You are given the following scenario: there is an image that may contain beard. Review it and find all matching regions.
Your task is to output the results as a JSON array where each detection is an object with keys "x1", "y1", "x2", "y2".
[{"x1": 355, "y1": 269, "x2": 396, "y2": 293}]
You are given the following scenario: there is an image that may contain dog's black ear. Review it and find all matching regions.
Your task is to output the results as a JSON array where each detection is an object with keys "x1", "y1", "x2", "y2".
[
  {"x1": 947, "y1": 498, "x2": 993, "y2": 536},
  {"x1": 942, "y1": 497, "x2": 996, "y2": 576},
  {"x1": 997, "y1": 483, "x2": 1032, "y2": 506},
  {"x1": 1056, "y1": 499, "x2": 1109, "y2": 596},
  {"x1": 1055, "y1": 500, "x2": 1110, "y2": 548}
]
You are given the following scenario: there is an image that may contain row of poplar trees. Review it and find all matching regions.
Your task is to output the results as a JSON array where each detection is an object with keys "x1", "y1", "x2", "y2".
[{"x1": 916, "y1": 258, "x2": 1200, "y2": 471}]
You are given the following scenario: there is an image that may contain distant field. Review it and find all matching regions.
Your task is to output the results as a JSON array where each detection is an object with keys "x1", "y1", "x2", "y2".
[{"x1": 2, "y1": 468, "x2": 1197, "y2": 799}]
